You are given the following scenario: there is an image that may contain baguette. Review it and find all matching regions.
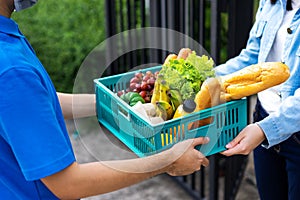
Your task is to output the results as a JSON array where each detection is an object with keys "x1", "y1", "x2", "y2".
[
  {"x1": 191, "y1": 62, "x2": 290, "y2": 129},
  {"x1": 220, "y1": 62, "x2": 290, "y2": 101}
]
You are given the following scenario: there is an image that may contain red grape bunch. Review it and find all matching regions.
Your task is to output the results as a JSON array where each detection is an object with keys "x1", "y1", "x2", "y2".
[{"x1": 118, "y1": 70, "x2": 159, "y2": 103}]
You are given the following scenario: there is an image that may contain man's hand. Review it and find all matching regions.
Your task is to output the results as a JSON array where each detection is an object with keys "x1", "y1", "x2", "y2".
[
  {"x1": 166, "y1": 137, "x2": 209, "y2": 176},
  {"x1": 221, "y1": 123, "x2": 266, "y2": 156}
]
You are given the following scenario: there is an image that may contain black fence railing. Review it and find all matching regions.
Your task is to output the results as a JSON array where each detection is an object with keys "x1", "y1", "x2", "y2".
[{"x1": 104, "y1": 0, "x2": 255, "y2": 199}]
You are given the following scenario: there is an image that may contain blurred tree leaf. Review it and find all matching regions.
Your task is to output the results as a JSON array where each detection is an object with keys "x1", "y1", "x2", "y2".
[{"x1": 12, "y1": 0, "x2": 105, "y2": 92}]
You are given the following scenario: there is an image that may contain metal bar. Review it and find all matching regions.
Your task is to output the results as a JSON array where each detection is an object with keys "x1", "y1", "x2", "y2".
[
  {"x1": 179, "y1": 0, "x2": 185, "y2": 47},
  {"x1": 191, "y1": 171, "x2": 196, "y2": 190},
  {"x1": 131, "y1": 0, "x2": 138, "y2": 68},
  {"x1": 105, "y1": 0, "x2": 116, "y2": 37},
  {"x1": 126, "y1": 0, "x2": 133, "y2": 69},
  {"x1": 209, "y1": 155, "x2": 219, "y2": 200},
  {"x1": 200, "y1": 169, "x2": 205, "y2": 199},
  {"x1": 210, "y1": 0, "x2": 221, "y2": 64},
  {"x1": 149, "y1": 0, "x2": 161, "y2": 64},
  {"x1": 119, "y1": 0, "x2": 126, "y2": 72},
  {"x1": 166, "y1": 0, "x2": 176, "y2": 54},
  {"x1": 161, "y1": 0, "x2": 168, "y2": 61},
  {"x1": 198, "y1": 0, "x2": 205, "y2": 46},
  {"x1": 225, "y1": 155, "x2": 248, "y2": 200},
  {"x1": 184, "y1": 0, "x2": 189, "y2": 46},
  {"x1": 189, "y1": 0, "x2": 194, "y2": 40},
  {"x1": 140, "y1": 0, "x2": 147, "y2": 64},
  {"x1": 105, "y1": 0, "x2": 117, "y2": 75},
  {"x1": 228, "y1": 0, "x2": 254, "y2": 58},
  {"x1": 171, "y1": 176, "x2": 202, "y2": 199}
]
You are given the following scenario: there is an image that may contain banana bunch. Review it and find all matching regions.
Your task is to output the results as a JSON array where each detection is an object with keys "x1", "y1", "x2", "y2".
[
  {"x1": 151, "y1": 74, "x2": 167, "y2": 103},
  {"x1": 167, "y1": 89, "x2": 183, "y2": 111},
  {"x1": 151, "y1": 74, "x2": 183, "y2": 120},
  {"x1": 155, "y1": 101, "x2": 174, "y2": 121}
]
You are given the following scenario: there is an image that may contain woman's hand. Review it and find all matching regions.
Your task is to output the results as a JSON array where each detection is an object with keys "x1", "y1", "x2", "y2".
[
  {"x1": 166, "y1": 137, "x2": 210, "y2": 176},
  {"x1": 221, "y1": 123, "x2": 266, "y2": 156}
]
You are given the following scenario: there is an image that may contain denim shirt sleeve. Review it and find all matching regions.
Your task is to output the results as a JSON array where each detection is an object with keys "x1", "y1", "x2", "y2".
[
  {"x1": 214, "y1": 0, "x2": 267, "y2": 76},
  {"x1": 258, "y1": 89, "x2": 300, "y2": 148},
  {"x1": 258, "y1": 44, "x2": 300, "y2": 148}
]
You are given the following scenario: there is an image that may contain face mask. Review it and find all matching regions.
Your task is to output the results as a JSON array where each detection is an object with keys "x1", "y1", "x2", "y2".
[{"x1": 14, "y1": 0, "x2": 38, "y2": 11}]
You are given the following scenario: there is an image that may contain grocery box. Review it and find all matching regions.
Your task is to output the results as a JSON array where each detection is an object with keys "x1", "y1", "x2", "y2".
[{"x1": 94, "y1": 66, "x2": 248, "y2": 157}]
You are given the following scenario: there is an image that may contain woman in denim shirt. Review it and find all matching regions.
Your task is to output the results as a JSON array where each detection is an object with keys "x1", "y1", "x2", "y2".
[{"x1": 217, "y1": 0, "x2": 300, "y2": 199}]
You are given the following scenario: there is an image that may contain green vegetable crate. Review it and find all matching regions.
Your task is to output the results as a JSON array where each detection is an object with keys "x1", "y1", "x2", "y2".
[{"x1": 94, "y1": 66, "x2": 248, "y2": 157}]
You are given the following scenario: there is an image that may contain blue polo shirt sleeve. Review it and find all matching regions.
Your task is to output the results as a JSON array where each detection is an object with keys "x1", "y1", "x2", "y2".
[{"x1": 0, "y1": 67, "x2": 75, "y2": 181}]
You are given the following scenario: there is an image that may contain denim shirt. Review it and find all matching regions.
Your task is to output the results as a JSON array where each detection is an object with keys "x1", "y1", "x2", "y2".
[{"x1": 214, "y1": 0, "x2": 300, "y2": 148}]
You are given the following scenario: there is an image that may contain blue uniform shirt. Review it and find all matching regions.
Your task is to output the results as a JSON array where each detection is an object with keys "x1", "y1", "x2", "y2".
[{"x1": 0, "y1": 16, "x2": 75, "y2": 199}]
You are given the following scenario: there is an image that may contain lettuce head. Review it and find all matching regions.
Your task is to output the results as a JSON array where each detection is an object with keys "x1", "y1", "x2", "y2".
[{"x1": 160, "y1": 51, "x2": 215, "y2": 100}]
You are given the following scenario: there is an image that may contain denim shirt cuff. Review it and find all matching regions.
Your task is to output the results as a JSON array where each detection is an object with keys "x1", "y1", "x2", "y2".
[{"x1": 257, "y1": 117, "x2": 290, "y2": 148}]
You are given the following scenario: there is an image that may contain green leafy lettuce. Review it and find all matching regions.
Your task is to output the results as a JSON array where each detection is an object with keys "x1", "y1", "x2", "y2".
[{"x1": 160, "y1": 51, "x2": 215, "y2": 100}]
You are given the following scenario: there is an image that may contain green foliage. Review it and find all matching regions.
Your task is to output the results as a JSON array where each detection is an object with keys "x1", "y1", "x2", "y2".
[{"x1": 12, "y1": 0, "x2": 105, "y2": 92}]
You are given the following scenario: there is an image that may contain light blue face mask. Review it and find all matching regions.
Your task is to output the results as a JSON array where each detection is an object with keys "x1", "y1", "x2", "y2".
[{"x1": 14, "y1": 0, "x2": 38, "y2": 11}]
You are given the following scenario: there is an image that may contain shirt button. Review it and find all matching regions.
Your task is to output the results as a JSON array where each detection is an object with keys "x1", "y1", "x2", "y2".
[{"x1": 287, "y1": 28, "x2": 292, "y2": 34}]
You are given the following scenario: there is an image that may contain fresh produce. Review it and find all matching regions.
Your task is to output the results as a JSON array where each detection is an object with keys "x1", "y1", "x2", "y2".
[
  {"x1": 119, "y1": 48, "x2": 217, "y2": 120},
  {"x1": 159, "y1": 51, "x2": 215, "y2": 101},
  {"x1": 167, "y1": 89, "x2": 183, "y2": 111},
  {"x1": 163, "y1": 54, "x2": 177, "y2": 66},
  {"x1": 149, "y1": 48, "x2": 215, "y2": 120},
  {"x1": 118, "y1": 70, "x2": 159, "y2": 106},
  {"x1": 118, "y1": 48, "x2": 290, "y2": 127},
  {"x1": 173, "y1": 99, "x2": 196, "y2": 119},
  {"x1": 155, "y1": 101, "x2": 174, "y2": 121},
  {"x1": 120, "y1": 92, "x2": 145, "y2": 107}
]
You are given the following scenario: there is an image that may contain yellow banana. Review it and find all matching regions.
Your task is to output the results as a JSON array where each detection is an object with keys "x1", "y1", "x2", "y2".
[
  {"x1": 159, "y1": 80, "x2": 170, "y2": 102},
  {"x1": 167, "y1": 89, "x2": 183, "y2": 111},
  {"x1": 156, "y1": 101, "x2": 174, "y2": 121},
  {"x1": 151, "y1": 74, "x2": 164, "y2": 104},
  {"x1": 151, "y1": 81, "x2": 161, "y2": 104}
]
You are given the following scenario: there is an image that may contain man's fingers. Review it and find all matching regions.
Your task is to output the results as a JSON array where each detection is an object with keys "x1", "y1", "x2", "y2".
[
  {"x1": 192, "y1": 137, "x2": 210, "y2": 146},
  {"x1": 200, "y1": 156, "x2": 209, "y2": 167}
]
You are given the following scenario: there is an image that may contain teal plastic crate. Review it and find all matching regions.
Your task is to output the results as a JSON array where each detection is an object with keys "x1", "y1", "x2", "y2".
[{"x1": 94, "y1": 66, "x2": 248, "y2": 157}]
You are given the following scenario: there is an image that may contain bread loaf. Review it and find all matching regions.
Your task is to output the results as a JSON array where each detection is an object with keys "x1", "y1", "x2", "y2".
[
  {"x1": 192, "y1": 77, "x2": 222, "y2": 128},
  {"x1": 191, "y1": 62, "x2": 290, "y2": 129},
  {"x1": 220, "y1": 62, "x2": 290, "y2": 101},
  {"x1": 194, "y1": 77, "x2": 222, "y2": 111},
  {"x1": 177, "y1": 48, "x2": 192, "y2": 59},
  {"x1": 163, "y1": 54, "x2": 177, "y2": 66},
  {"x1": 163, "y1": 48, "x2": 192, "y2": 66}
]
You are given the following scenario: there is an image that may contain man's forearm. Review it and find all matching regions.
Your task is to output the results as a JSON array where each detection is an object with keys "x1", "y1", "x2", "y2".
[
  {"x1": 57, "y1": 92, "x2": 96, "y2": 119},
  {"x1": 41, "y1": 137, "x2": 208, "y2": 199},
  {"x1": 41, "y1": 150, "x2": 175, "y2": 199}
]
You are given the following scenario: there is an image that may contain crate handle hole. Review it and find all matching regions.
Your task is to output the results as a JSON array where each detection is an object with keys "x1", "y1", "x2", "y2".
[{"x1": 118, "y1": 105, "x2": 130, "y2": 120}]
